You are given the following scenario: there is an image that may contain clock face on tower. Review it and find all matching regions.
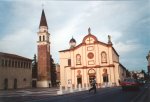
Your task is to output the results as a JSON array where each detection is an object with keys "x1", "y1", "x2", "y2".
[{"x1": 88, "y1": 52, "x2": 94, "y2": 59}]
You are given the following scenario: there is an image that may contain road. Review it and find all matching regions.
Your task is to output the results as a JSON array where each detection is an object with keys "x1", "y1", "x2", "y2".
[{"x1": 0, "y1": 85, "x2": 149, "y2": 102}]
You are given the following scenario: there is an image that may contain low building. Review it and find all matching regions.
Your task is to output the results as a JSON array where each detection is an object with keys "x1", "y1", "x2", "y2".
[
  {"x1": 130, "y1": 71, "x2": 145, "y2": 79},
  {"x1": 59, "y1": 28, "x2": 127, "y2": 88},
  {"x1": 0, "y1": 52, "x2": 32, "y2": 90}
]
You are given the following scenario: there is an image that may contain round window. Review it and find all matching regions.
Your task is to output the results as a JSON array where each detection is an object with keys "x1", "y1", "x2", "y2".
[{"x1": 88, "y1": 52, "x2": 94, "y2": 59}]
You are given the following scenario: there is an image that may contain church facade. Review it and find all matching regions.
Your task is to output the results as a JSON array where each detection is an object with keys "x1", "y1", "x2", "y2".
[{"x1": 59, "y1": 28, "x2": 127, "y2": 88}]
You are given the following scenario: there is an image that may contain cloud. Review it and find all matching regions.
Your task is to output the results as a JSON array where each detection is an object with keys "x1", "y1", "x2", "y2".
[
  {"x1": 114, "y1": 41, "x2": 140, "y2": 54},
  {"x1": 0, "y1": 28, "x2": 36, "y2": 58}
]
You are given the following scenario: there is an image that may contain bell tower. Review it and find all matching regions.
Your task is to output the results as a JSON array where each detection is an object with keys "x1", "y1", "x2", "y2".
[{"x1": 37, "y1": 9, "x2": 51, "y2": 87}]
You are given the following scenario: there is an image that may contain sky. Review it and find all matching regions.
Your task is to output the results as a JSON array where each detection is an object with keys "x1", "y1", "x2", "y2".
[{"x1": 0, "y1": 0, "x2": 149, "y2": 71}]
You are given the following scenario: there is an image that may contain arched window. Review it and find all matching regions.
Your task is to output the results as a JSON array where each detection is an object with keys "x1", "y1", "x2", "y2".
[
  {"x1": 101, "y1": 51, "x2": 107, "y2": 63},
  {"x1": 39, "y1": 36, "x2": 41, "y2": 41},
  {"x1": 76, "y1": 54, "x2": 81, "y2": 65},
  {"x1": 43, "y1": 36, "x2": 45, "y2": 41}
]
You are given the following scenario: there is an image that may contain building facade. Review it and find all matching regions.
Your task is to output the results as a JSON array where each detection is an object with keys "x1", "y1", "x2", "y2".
[
  {"x1": 0, "y1": 52, "x2": 32, "y2": 90},
  {"x1": 37, "y1": 9, "x2": 51, "y2": 87},
  {"x1": 59, "y1": 28, "x2": 127, "y2": 88}
]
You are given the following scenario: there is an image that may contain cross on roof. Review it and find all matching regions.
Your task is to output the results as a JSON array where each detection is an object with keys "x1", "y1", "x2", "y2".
[{"x1": 87, "y1": 37, "x2": 93, "y2": 44}]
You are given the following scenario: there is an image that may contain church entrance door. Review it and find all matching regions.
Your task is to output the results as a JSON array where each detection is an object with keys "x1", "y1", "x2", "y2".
[
  {"x1": 77, "y1": 77, "x2": 82, "y2": 84},
  {"x1": 77, "y1": 77, "x2": 82, "y2": 88},
  {"x1": 103, "y1": 73, "x2": 109, "y2": 87},
  {"x1": 89, "y1": 75, "x2": 95, "y2": 85},
  {"x1": 102, "y1": 69, "x2": 109, "y2": 87},
  {"x1": 88, "y1": 68, "x2": 96, "y2": 85}
]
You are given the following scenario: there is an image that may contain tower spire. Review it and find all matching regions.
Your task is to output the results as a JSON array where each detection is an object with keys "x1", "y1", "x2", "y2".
[{"x1": 39, "y1": 9, "x2": 48, "y2": 27}]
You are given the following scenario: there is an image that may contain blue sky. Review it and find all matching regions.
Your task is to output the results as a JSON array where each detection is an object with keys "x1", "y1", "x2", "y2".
[{"x1": 0, "y1": 0, "x2": 149, "y2": 71}]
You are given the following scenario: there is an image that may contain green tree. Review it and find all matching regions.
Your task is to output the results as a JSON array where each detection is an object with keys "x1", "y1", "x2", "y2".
[
  {"x1": 32, "y1": 54, "x2": 37, "y2": 79},
  {"x1": 50, "y1": 55, "x2": 57, "y2": 87}
]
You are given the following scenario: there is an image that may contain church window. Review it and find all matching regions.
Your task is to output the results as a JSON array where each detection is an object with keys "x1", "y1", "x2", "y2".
[
  {"x1": 76, "y1": 54, "x2": 81, "y2": 65},
  {"x1": 68, "y1": 59, "x2": 71, "y2": 66},
  {"x1": 87, "y1": 52, "x2": 94, "y2": 59},
  {"x1": 101, "y1": 52, "x2": 107, "y2": 63},
  {"x1": 39, "y1": 36, "x2": 41, "y2": 41},
  {"x1": 43, "y1": 36, "x2": 45, "y2": 41}
]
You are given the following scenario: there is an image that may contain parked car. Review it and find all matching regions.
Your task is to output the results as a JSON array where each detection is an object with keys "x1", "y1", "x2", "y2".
[
  {"x1": 137, "y1": 79, "x2": 146, "y2": 86},
  {"x1": 120, "y1": 78, "x2": 140, "y2": 90}
]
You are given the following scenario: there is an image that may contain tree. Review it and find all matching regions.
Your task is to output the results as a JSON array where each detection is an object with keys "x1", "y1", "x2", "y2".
[
  {"x1": 141, "y1": 69, "x2": 149, "y2": 80},
  {"x1": 50, "y1": 55, "x2": 57, "y2": 87},
  {"x1": 126, "y1": 70, "x2": 131, "y2": 78},
  {"x1": 132, "y1": 72, "x2": 137, "y2": 79},
  {"x1": 32, "y1": 54, "x2": 38, "y2": 88}
]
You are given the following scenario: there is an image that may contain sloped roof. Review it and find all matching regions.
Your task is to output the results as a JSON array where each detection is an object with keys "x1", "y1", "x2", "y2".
[
  {"x1": 39, "y1": 9, "x2": 48, "y2": 27},
  {"x1": 0, "y1": 52, "x2": 32, "y2": 61}
]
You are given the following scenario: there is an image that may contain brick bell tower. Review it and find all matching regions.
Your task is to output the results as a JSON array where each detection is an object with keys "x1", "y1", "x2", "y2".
[{"x1": 37, "y1": 9, "x2": 51, "y2": 87}]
